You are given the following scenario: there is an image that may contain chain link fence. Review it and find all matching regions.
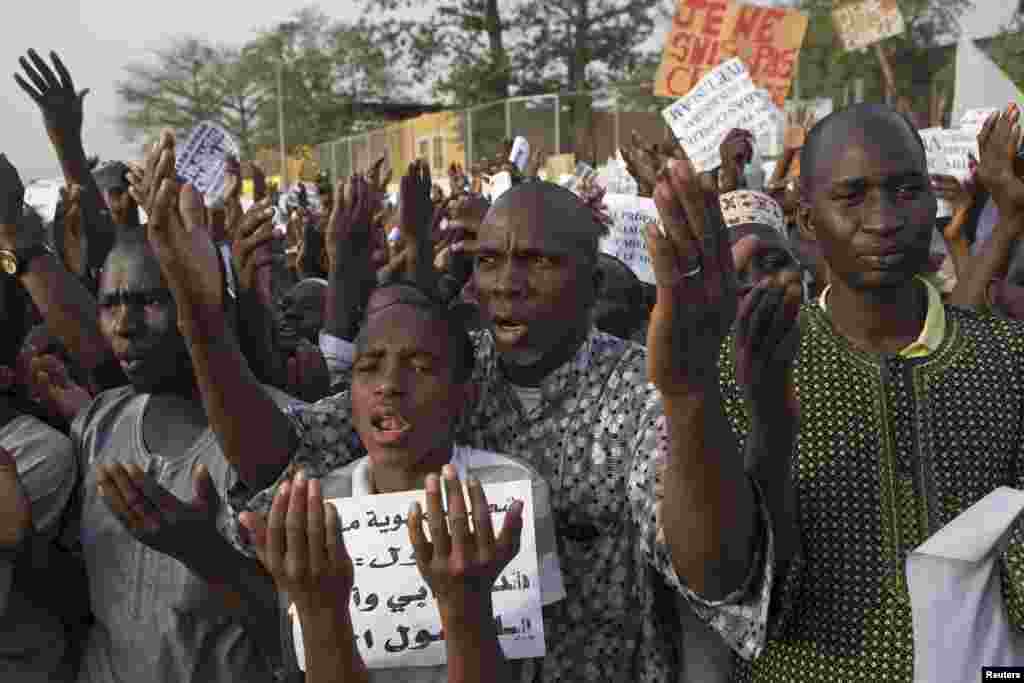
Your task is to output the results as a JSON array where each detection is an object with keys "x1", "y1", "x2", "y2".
[{"x1": 315, "y1": 84, "x2": 671, "y2": 187}]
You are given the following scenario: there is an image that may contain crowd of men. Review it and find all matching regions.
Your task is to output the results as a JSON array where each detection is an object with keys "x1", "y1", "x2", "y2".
[{"x1": 3, "y1": 45, "x2": 1024, "y2": 683}]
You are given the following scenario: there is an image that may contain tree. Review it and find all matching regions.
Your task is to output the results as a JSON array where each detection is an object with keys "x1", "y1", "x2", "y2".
[
  {"x1": 986, "y1": 14, "x2": 1024, "y2": 90},
  {"x1": 115, "y1": 38, "x2": 230, "y2": 147},
  {"x1": 795, "y1": 0, "x2": 970, "y2": 122}
]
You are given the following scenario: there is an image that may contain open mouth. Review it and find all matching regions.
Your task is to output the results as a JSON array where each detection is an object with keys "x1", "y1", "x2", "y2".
[
  {"x1": 863, "y1": 252, "x2": 906, "y2": 268},
  {"x1": 492, "y1": 316, "x2": 529, "y2": 340},
  {"x1": 370, "y1": 410, "x2": 412, "y2": 443}
]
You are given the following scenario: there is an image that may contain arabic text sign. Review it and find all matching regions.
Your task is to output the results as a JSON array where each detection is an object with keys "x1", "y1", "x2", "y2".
[
  {"x1": 292, "y1": 480, "x2": 543, "y2": 671},
  {"x1": 662, "y1": 58, "x2": 780, "y2": 173},
  {"x1": 831, "y1": 0, "x2": 905, "y2": 52},
  {"x1": 655, "y1": 0, "x2": 807, "y2": 108},
  {"x1": 601, "y1": 195, "x2": 660, "y2": 285},
  {"x1": 174, "y1": 121, "x2": 239, "y2": 203}
]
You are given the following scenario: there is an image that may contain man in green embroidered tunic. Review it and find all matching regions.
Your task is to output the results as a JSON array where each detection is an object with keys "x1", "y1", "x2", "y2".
[{"x1": 716, "y1": 103, "x2": 1024, "y2": 681}]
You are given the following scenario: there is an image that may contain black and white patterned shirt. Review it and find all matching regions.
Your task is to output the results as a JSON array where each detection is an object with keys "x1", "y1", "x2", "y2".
[{"x1": 226, "y1": 328, "x2": 772, "y2": 682}]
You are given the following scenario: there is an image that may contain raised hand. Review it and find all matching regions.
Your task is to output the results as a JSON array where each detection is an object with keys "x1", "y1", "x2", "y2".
[
  {"x1": 731, "y1": 235, "x2": 802, "y2": 413},
  {"x1": 399, "y1": 160, "x2": 436, "y2": 290},
  {"x1": 239, "y1": 471, "x2": 354, "y2": 614},
  {"x1": 931, "y1": 174, "x2": 974, "y2": 216},
  {"x1": 57, "y1": 183, "x2": 86, "y2": 275},
  {"x1": 0, "y1": 447, "x2": 32, "y2": 550},
  {"x1": 977, "y1": 105, "x2": 1024, "y2": 222},
  {"x1": 27, "y1": 352, "x2": 93, "y2": 422},
  {"x1": 95, "y1": 461, "x2": 221, "y2": 562},
  {"x1": 783, "y1": 108, "x2": 814, "y2": 153},
  {"x1": 408, "y1": 465, "x2": 523, "y2": 616},
  {"x1": 285, "y1": 341, "x2": 331, "y2": 403},
  {"x1": 645, "y1": 154, "x2": 738, "y2": 397},
  {"x1": 130, "y1": 134, "x2": 225, "y2": 332},
  {"x1": 13, "y1": 49, "x2": 90, "y2": 144},
  {"x1": 621, "y1": 131, "x2": 662, "y2": 197},
  {"x1": 223, "y1": 155, "x2": 243, "y2": 238},
  {"x1": 718, "y1": 128, "x2": 754, "y2": 195},
  {"x1": 231, "y1": 199, "x2": 277, "y2": 293}
]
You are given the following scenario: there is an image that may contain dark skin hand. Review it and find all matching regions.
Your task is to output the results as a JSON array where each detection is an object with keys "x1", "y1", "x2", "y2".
[
  {"x1": 96, "y1": 461, "x2": 281, "y2": 654},
  {"x1": 717, "y1": 128, "x2": 754, "y2": 195},
  {"x1": 324, "y1": 175, "x2": 377, "y2": 340},
  {"x1": 409, "y1": 466, "x2": 520, "y2": 683},
  {"x1": 0, "y1": 446, "x2": 32, "y2": 551},
  {"x1": 240, "y1": 472, "x2": 368, "y2": 683},
  {"x1": 398, "y1": 160, "x2": 437, "y2": 291},
  {"x1": 14, "y1": 49, "x2": 113, "y2": 276},
  {"x1": 645, "y1": 154, "x2": 757, "y2": 598}
]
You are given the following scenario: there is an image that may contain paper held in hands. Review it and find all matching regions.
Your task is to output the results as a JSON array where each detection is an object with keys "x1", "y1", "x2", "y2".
[
  {"x1": 905, "y1": 487, "x2": 1024, "y2": 683},
  {"x1": 919, "y1": 127, "x2": 978, "y2": 218},
  {"x1": 661, "y1": 58, "x2": 779, "y2": 174},
  {"x1": 600, "y1": 194, "x2": 661, "y2": 286},
  {"x1": 291, "y1": 480, "x2": 544, "y2": 671},
  {"x1": 174, "y1": 121, "x2": 239, "y2": 206}
]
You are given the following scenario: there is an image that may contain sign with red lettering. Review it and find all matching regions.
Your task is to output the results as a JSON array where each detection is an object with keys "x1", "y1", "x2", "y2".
[
  {"x1": 832, "y1": 0, "x2": 905, "y2": 52},
  {"x1": 655, "y1": 0, "x2": 808, "y2": 108}
]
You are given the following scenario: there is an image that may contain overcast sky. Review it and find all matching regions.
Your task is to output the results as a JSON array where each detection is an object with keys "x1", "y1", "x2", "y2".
[
  {"x1": 3, "y1": 1, "x2": 1002, "y2": 182},
  {"x1": 3, "y1": 0, "x2": 365, "y2": 181}
]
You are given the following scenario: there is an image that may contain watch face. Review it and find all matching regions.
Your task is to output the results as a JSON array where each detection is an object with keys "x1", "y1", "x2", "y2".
[{"x1": 0, "y1": 252, "x2": 16, "y2": 276}]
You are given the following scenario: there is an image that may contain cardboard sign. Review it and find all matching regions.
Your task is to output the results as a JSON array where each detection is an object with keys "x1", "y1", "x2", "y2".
[
  {"x1": 291, "y1": 481, "x2": 544, "y2": 671},
  {"x1": 832, "y1": 0, "x2": 906, "y2": 52},
  {"x1": 655, "y1": 0, "x2": 808, "y2": 107},
  {"x1": 601, "y1": 194, "x2": 662, "y2": 285},
  {"x1": 175, "y1": 121, "x2": 239, "y2": 204},
  {"x1": 662, "y1": 58, "x2": 780, "y2": 173},
  {"x1": 920, "y1": 127, "x2": 978, "y2": 218}
]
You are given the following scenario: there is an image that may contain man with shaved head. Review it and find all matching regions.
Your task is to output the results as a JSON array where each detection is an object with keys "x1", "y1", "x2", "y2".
[
  {"x1": 705, "y1": 103, "x2": 1024, "y2": 680},
  {"x1": 170, "y1": 160, "x2": 774, "y2": 682}
]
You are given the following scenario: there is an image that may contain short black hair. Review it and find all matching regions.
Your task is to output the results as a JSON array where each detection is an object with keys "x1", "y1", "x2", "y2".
[
  {"x1": 358, "y1": 280, "x2": 476, "y2": 383},
  {"x1": 800, "y1": 103, "x2": 926, "y2": 199}
]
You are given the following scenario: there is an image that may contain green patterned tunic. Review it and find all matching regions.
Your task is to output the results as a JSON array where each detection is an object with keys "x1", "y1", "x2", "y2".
[{"x1": 719, "y1": 302, "x2": 1024, "y2": 682}]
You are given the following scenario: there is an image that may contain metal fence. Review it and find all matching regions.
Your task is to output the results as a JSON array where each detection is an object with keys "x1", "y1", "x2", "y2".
[{"x1": 314, "y1": 84, "x2": 673, "y2": 186}]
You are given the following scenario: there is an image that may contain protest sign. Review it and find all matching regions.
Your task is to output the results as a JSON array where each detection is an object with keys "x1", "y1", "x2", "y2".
[
  {"x1": 174, "y1": 121, "x2": 239, "y2": 205},
  {"x1": 601, "y1": 194, "x2": 661, "y2": 285},
  {"x1": 960, "y1": 108, "x2": 998, "y2": 133},
  {"x1": 656, "y1": 0, "x2": 807, "y2": 107},
  {"x1": 509, "y1": 136, "x2": 531, "y2": 172},
  {"x1": 488, "y1": 171, "x2": 513, "y2": 201},
  {"x1": 920, "y1": 127, "x2": 978, "y2": 218},
  {"x1": 291, "y1": 480, "x2": 544, "y2": 671},
  {"x1": 662, "y1": 58, "x2": 780, "y2": 173},
  {"x1": 831, "y1": 0, "x2": 906, "y2": 52}
]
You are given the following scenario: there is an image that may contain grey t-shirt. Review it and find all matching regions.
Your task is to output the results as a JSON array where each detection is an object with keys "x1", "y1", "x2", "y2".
[
  {"x1": 71, "y1": 387, "x2": 279, "y2": 683},
  {"x1": 0, "y1": 413, "x2": 78, "y2": 683}
]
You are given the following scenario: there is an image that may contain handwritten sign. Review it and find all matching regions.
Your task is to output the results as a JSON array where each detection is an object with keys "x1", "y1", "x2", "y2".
[
  {"x1": 960, "y1": 108, "x2": 998, "y2": 133},
  {"x1": 662, "y1": 58, "x2": 780, "y2": 173},
  {"x1": 832, "y1": 0, "x2": 905, "y2": 52},
  {"x1": 292, "y1": 480, "x2": 543, "y2": 671},
  {"x1": 174, "y1": 121, "x2": 239, "y2": 204},
  {"x1": 655, "y1": 0, "x2": 808, "y2": 107},
  {"x1": 920, "y1": 128, "x2": 978, "y2": 218},
  {"x1": 601, "y1": 195, "x2": 661, "y2": 285}
]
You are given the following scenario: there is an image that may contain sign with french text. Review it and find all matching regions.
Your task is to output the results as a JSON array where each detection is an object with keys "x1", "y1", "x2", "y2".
[
  {"x1": 662, "y1": 58, "x2": 780, "y2": 173},
  {"x1": 601, "y1": 194, "x2": 661, "y2": 285},
  {"x1": 174, "y1": 121, "x2": 239, "y2": 204},
  {"x1": 919, "y1": 127, "x2": 978, "y2": 218}
]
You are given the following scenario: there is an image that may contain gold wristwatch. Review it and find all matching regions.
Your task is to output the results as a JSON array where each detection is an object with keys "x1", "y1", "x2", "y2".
[{"x1": 0, "y1": 243, "x2": 54, "y2": 277}]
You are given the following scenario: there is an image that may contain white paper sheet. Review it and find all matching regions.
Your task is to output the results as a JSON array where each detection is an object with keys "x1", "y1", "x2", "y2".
[
  {"x1": 906, "y1": 487, "x2": 1024, "y2": 682},
  {"x1": 600, "y1": 194, "x2": 661, "y2": 285},
  {"x1": 292, "y1": 480, "x2": 544, "y2": 671}
]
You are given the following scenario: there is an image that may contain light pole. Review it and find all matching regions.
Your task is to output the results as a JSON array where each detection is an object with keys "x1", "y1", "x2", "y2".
[{"x1": 277, "y1": 55, "x2": 287, "y2": 189}]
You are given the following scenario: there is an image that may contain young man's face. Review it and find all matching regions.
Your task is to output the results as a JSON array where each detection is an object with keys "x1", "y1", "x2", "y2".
[
  {"x1": 277, "y1": 281, "x2": 325, "y2": 354},
  {"x1": 804, "y1": 114, "x2": 936, "y2": 292},
  {"x1": 105, "y1": 187, "x2": 138, "y2": 227},
  {"x1": 351, "y1": 290, "x2": 467, "y2": 471},
  {"x1": 98, "y1": 246, "x2": 191, "y2": 393},
  {"x1": 473, "y1": 191, "x2": 598, "y2": 367}
]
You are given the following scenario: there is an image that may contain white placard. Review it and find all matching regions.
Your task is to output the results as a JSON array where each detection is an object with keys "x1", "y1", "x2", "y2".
[
  {"x1": 662, "y1": 58, "x2": 780, "y2": 174},
  {"x1": 601, "y1": 194, "x2": 661, "y2": 285},
  {"x1": 489, "y1": 171, "x2": 513, "y2": 201},
  {"x1": 920, "y1": 128, "x2": 978, "y2": 218},
  {"x1": 960, "y1": 108, "x2": 998, "y2": 133},
  {"x1": 292, "y1": 480, "x2": 543, "y2": 671},
  {"x1": 509, "y1": 136, "x2": 531, "y2": 173},
  {"x1": 174, "y1": 121, "x2": 239, "y2": 204}
]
